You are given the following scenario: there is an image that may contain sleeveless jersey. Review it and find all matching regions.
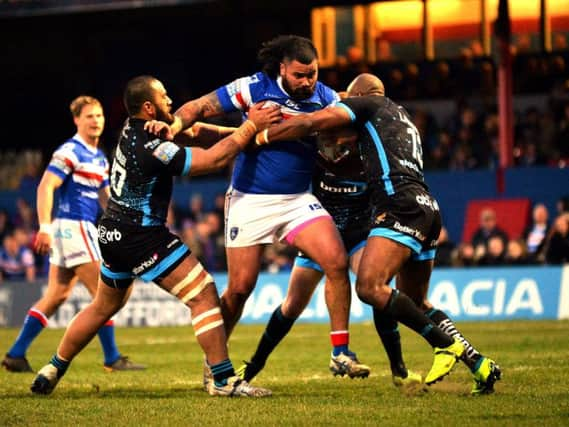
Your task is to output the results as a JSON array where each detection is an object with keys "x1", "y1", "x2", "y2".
[
  {"x1": 103, "y1": 118, "x2": 191, "y2": 226},
  {"x1": 338, "y1": 96, "x2": 428, "y2": 204},
  {"x1": 46, "y1": 135, "x2": 109, "y2": 224},
  {"x1": 216, "y1": 72, "x2": 339, "y2": 194}
]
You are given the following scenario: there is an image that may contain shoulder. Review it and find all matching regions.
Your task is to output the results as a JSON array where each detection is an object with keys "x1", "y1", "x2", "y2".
[{"x1": 314, "y1": 82, "x2": 340, "y2": 105}]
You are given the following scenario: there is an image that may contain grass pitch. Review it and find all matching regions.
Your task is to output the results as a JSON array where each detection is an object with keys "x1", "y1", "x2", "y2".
[{"x1": 1, "y1": 320, "x2": 568, "y2": 426}]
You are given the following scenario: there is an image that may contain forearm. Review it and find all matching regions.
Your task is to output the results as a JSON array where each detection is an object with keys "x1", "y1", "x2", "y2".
[
  {"x1": 193, "y1": 120, "x2": 256, "y2": 175},
  {"x1": 36, "y1": 183, "x2": 54, "y2": 226},
  {"x1": 176, "y1": 122, "x2": 237, "y2": 148},
  {"x1": 174, "y1": 91, "x2": 224, "y2": 135},
  {"x1": 262, "y1": 117, "x2": 313, "y2": 144}
]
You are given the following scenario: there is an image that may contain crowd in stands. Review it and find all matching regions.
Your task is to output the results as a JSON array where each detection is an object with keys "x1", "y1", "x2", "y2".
[{"x1": 435, "y1": 197, "x2": 569, "y2": 268}]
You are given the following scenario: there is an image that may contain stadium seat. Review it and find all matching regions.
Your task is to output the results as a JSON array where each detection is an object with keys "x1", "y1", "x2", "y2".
[{"x1": 461, "y1": 198, "x2": 531, "y2": 243}]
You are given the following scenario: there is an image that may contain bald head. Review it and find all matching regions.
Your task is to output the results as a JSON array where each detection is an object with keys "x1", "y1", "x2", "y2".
[{"x1": 347, "y1": 73, "x2": 385, "y2": 97}]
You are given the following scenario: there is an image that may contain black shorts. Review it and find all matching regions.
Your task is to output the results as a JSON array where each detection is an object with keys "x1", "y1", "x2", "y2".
[
  {"x1": 369, "y1": 187, "x2": 441, "y2": 261},
  {"x1": 98, "y1": 219, "x2": 190, "y2": 288}
]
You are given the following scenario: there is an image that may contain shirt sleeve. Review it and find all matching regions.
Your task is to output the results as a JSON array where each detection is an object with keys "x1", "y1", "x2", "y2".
[
  {"x1": 46, "y1": 142, "x2": 78, "y2": 179},
  {"x1": 337, "y1": 97, "x2": 376, "y2": 127},
  {"x1": 100, "y1": 156, "x2": 110, "y2": 190},
  {"x1": 215, "y1": 73, "x2": 261, "y2": 113},
  {"x1": 141, "y1": 139, "x2": 193, "y2": 177}
]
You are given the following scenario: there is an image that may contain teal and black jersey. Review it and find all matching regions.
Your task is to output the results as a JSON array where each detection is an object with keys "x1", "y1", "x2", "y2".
[
  {"x1": 338, "y1": 96, "x2": 428, "y2": 201},
  {"x1": 312, "y1": 136, "x2": 369, "y2": 233},
  {"x1": 103, "y1": 118, "x2": 192, "y2": 227}
]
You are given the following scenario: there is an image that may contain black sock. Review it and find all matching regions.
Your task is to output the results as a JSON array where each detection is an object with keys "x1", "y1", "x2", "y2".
[
  {"x1": 425, "y1": 308, "x2": 481, "y2": 370},
  {"x1": 373, "y1": 308, "x2": 407, "y2": 377},
  {"x1": 251, "y1": 305, "x2": 296, "y2": 366},
  {"x1": 383, "y1": 290, "x2": 453, "y2": 348}
]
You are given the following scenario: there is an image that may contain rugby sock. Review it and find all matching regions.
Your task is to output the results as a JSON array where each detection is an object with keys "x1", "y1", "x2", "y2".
[
  {"x1": 98, "y1": 320, "x2": 121, "y2": 366},
  {"x1": 211, "y1": 359, "x2": 235, "y2": 386},
  {"x1": 251, "y1": 306, "x2": 295, "y2": 366},
  {"x1": 7, "y1": 309, "x2": 48, "y2": 358},
  {"x1": 330, "y1": 330, "x2": 350, "y2": 356},
  {"x1": 50, "y1": 354, "x2": 70, "y2": 378},
  {"x1": 425, "y1": 308, "x2": 481, "y2": 370},
  {"x1": 383, "y1": 290, "x2": 453, "y2": 348},
  {"x1": 373, "y1": 308, "x2": 407, "y2": 377}
]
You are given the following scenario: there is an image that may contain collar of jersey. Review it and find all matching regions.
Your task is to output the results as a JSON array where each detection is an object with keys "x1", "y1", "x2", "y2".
[
  {"x1": 72, "y1": 133, "x2": 98, "y2": 154},
  {"x1": 275, "y1": 76, "x2": 322, "y2": 106}
]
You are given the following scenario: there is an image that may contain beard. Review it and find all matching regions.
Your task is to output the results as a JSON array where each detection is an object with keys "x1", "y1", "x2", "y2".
[
  {"x1": 156, "y1": 108, "x2": 174, "y2": 124},
  {"x1": 282, "y1": 76, "x2": 315, "y2": 101}
]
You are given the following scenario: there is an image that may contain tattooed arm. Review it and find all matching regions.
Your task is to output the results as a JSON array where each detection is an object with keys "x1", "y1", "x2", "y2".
[{"x1": 171, "y1": 91, "x2": 225, "y2": 136}]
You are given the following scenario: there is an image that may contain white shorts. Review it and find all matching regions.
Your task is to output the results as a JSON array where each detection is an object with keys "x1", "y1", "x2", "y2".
[
  {"x1": 224, "y1": 188, "x2": 331, "y2": 247},
  {"x1": 50, "y1": 218, "x2": 101, "y2": 268}
]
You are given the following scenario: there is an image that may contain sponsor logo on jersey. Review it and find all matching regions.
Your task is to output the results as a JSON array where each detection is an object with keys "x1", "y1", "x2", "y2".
[
  {"x1": 399, "y1": 158, "x2": 420, "y2": 172},
  {"x1": 153, "y1": 142, "x2": 180, "y2": 164},
  {"x1": 166, "y1": 238, "x2": 179, "y2": 249},
  {"x1": 144, "y1": 138, "x2": 161, "y2": 150},
  {"x1": 393, "y1": 221, "x2": 426, "y2": 241},
  {"x1": 230, "y1": 227, "x2": 239, "y2": 240},
  {"x1": 415, "y1": 194, "x2": 439, "y2": 211},
  {"x1": 98, "y1": 225, "x2": 122, "y2": 244},
  {"x1": 319, "y1": 181, "x2": 363, "y2": 194},
  {"x1": 133, "y1": 253, "x2": 158, "y2": 275},
  {"x1": 285, "y1": 99, "x2": 300, "y2": 110}
]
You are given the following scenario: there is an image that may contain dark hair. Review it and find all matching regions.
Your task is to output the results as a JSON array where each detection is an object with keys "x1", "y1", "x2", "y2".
[
  {"x1": 257, "y1": 35, "x2": 318, "y2": 79},
  {"x1": 123, "y1": 75, "x2": 157, "y2": 116}
]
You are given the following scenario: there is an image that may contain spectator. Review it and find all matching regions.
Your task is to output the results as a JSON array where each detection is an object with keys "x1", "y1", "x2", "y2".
[
  {"x1": 435, "y1": 226, "x2": 455, "y2": 267},
  {"x1": 453, "y1": 242, "x2": 476, "y2": 267},
  {"x1": 0, "y1": 230, "x2": 35, "y2": 282},
  {"x1": 545, "y1": 214, "x2": 569, "y2": 264},
  {"x1": 12, "y1": 198, "x2": 36, "y2": 233},
  {"x1": 557, "y1": 195, "x2": 569, "y2": 215},
  {"x1": 505, "y1": 239, "x2": 530, "y2": 265},
  {"x1": 478, "y1": 236, "x2": 507, "y2": 266},
  {"x1": 524, "y1": 203, "x2": 550, "y2": 262},
  {"x1": 261, "y1": 243, "x2": 294, "y2": 273},
  {"x1": 471, "y1": 208, "x2": 509, "y2": 250}
]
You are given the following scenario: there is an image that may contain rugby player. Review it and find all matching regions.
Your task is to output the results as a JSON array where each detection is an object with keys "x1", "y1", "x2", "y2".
[
  {"x1": 253, "y1": 72, "x2": 475, "y2": 386},
  {"x1": 147, "y1": 35, "x2": 370, "y2": 381},
  {"x1": 30, "y1": 75, "x2": 280, "y2": 397},
  {"x1": 2, "y1": 96, "x2": 144, "y2": 373},
  {"x1": 244, "y1": 75, "x2": 501, "y2": 394}
]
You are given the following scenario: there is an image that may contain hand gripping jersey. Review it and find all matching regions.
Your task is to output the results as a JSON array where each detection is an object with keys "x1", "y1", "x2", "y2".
[
  {"x1": 103, "y1": 118, "x2": 191, "y2": 226},
  {"x1": 46, "y1": 136, "x2": 109, "y2": 224},
  {"x1": 216, "y1": 72, "x2": 339, "y2": 194},
  {"x1": 337, "y1": 96, "x2": 429, "y2": 202}
]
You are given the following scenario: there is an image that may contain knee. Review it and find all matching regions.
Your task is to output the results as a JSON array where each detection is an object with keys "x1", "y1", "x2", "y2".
[
  {"x1": 224, "y1": 278, "x2": 256, "y2": 305},
  {"x1": 355, "y1": 269, "x2": 391, "y2": 306},
  {"x1": 320, "y1": 252, "x2": 348, "y2": 278}
]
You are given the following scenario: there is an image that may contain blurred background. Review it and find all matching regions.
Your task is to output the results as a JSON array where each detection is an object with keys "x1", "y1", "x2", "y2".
[{"x1": 1, "y1": 0, "x2": 568, "y2": 279}]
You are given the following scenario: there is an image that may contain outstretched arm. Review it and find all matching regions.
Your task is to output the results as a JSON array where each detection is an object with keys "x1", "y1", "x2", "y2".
[
  {"x1": 171, "y1": 91, "x2": 225, "y2": 135},
  {"x1": 258, "y1": 105, "x2": 353, "y2": 145}
]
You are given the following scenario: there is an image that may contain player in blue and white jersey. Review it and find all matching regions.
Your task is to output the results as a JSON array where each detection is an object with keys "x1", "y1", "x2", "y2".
[
  {"x1": 148, "y1": 35, "x2": 369, "y2": 381},
  {"x1": 2, "y1": 96, "x2": 144, "y2": 373}
]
